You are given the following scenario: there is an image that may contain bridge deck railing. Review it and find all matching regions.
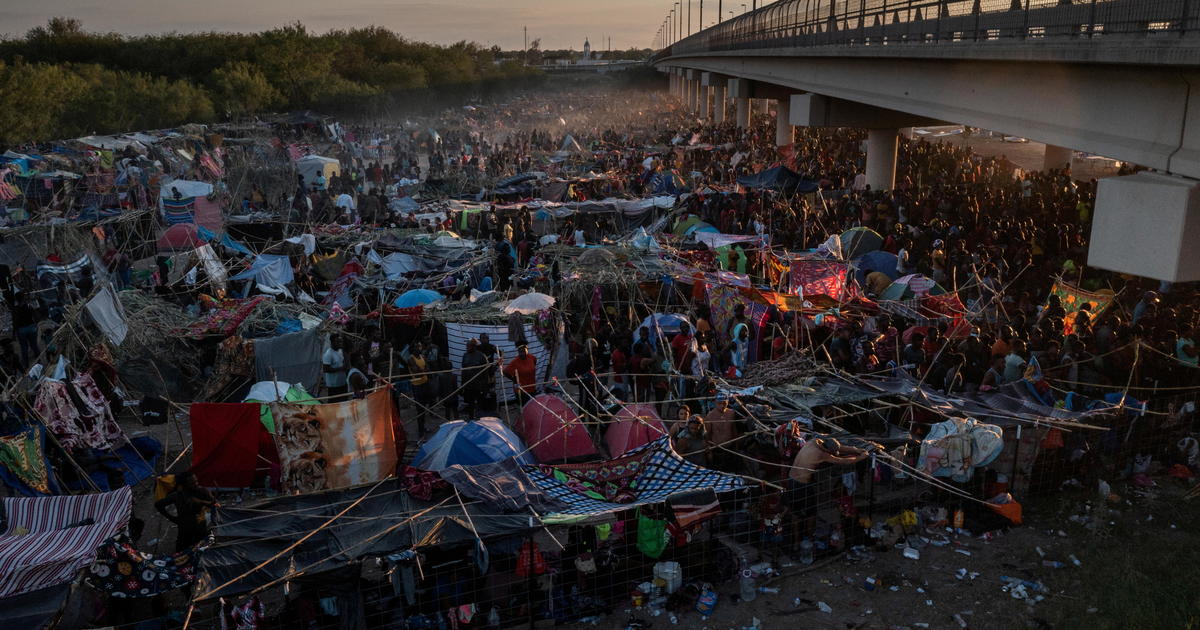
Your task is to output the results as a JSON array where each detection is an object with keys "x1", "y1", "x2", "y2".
[{"x1": 656, "y1": 0, "x2": 1200, "y2": 59}]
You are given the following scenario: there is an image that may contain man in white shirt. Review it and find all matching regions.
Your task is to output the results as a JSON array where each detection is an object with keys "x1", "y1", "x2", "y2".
[
  {"x1": 323, "y1": 335, "x2": 348, "y2": 399},
  {"x1": 335, "y1": 192, "x2": 356, "y2": 223}
]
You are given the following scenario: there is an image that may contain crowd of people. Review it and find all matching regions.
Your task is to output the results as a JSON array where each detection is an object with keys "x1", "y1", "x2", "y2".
[{"x1": 0, "y1": 80, "x2": 1197, "y2": 630}]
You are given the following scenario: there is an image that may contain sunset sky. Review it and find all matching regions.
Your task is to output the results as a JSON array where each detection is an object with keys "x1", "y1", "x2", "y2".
[{"x1": 0, "y1": 0, "x2": 742, "y2": 50}]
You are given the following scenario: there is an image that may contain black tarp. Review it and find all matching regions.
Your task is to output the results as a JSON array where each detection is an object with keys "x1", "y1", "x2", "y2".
[
  {"x1": 0, "y1": 584, "x2": 70, "y2": 628},
  {"x1": 736, "y1": 166, "x2": 819, "y2": 194},
  {"x1": 196, "y1": 479, "x2": 533, "y2": 600}
]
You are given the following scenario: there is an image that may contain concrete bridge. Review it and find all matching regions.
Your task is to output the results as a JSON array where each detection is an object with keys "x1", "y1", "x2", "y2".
[{"x1": 653, "y1": 0, "x2": 1200, "y2": 282}]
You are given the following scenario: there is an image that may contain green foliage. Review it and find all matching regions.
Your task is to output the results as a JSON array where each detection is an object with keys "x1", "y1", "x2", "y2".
[{"x1": 0, "y1": 19, "x2": 544, "y2": 143}]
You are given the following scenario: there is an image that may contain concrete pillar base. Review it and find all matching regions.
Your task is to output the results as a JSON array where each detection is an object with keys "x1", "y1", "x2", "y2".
[
  {"x1": 1044, "y1": 144, "x2": 1073, "y2": 172},
  {"x1": 700, "y1": 86, "x2": 711, "y2": 120},
  {"x1": 866, "y1": 128, "x2": 899, "y2": 191},
  {"x1": 776, "y1": 100, "x2": 794, "y2": 147},
  {"x1": 713, "y1": 87, "x2": 727, "y2": 124},
  {"x1": 1089, "y1": 172, "x2": 1200, "y2": 282},
  {"x1": 735, "y1": 98, "x2": 750, "y2": 128}
]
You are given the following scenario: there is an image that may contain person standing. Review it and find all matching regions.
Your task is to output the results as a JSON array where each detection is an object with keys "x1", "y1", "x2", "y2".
[
  {"x1": 154, "y1": 471, "x2": 216, "y2": 552},
  {"x1": 461, "y1": 339, "x2": 488, "y2": 418},
  {"x1": 502, "y1": 345, "x2": 537, "y2": 406},
  {"x1": 408, "y1": 342, "x2": 432, "y2": 435},
  {"x1": 322, "y1": 335, "x2": 348, "y2": 400}
]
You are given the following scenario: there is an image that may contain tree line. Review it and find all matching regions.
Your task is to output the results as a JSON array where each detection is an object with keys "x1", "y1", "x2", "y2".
[{"x1": 0, "y1": 19, "x2": 545, "y2": 144}]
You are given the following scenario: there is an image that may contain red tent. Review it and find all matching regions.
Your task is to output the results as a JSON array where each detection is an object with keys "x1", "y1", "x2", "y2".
[
  {"x1": 517, "y1": 394, "x2": 598, "y2": 463},
  {"x1": 156, "y1": 224, "x2": 203, "y2": 251},
  {"x1": 605, "y1": 403, "x2": 667, "y2": 457}
]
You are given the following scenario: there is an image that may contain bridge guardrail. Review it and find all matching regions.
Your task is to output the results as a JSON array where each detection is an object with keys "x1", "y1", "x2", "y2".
[{"x1": 654, "y1": 0, "x2": 1200, "y2": 60}]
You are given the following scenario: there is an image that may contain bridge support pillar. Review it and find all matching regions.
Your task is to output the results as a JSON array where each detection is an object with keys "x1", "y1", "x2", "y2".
[
  {"x1": 1089, "y1": 172, "x2": 1200, "y2": 282},
  {"x1": 713, "y1": 86, "x2": 727, "y2": 124},
  {"x1": 700, "y1": 86, "x2": 711, "y2": 119},
  {"x1": 866, "y1": 129, "x2": 899, "y2": 191},
  {"x1": 735, "y1": 97, "x2": 750, "y2": 128},
  {"x1": 1044, "y1": 144, "x2": 1073, "y2": 172},
  {"x1": 727, "y1": 78, "x2": 752, "y2": 128},
  {"x1": 775, "y1": 99, "x2": 794, "y2": 147},
  {"x1": 688, "y1": 80, "x2": 699, "y2": 114}
]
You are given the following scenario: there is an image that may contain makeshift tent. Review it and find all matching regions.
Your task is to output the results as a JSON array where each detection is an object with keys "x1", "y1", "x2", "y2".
[
  {"x1": 295, "y1": 155, "x2": 340, "y2": 189},
  {"x1": 517, "y1": 395, "x2": 598, "y2": 463},
  {"x1": 854, "y1": 250, "x2": 900, "y2": 284},
  {"x1": 879, "y1": 274, "x2": 946, "y2": 301},
  {"x1": 605, "y1": 404, "x2": 667, "y2": 457},
  {"x1": 840, "y1": 227, "x2": 883, "y2": 259},
  {"x1": 523, "y1": 437, "x2": 744, "y2": 523},
  {"x1": 199, "y1": 479, "x2": 531, "y2": 600},
  {"x1": 0, "y1": 487, "x2": 131, "y2": 598},
  {"x1": 736, "y1": 166, "x2": 819, "y2": 194},
  {"x1": 414, "y1": 418, "x2": 535, "y2": 471}
]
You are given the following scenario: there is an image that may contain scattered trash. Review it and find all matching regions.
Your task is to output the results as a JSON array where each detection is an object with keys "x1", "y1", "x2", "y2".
[
  {"x1": 903, "y1": 547, "x2": 921, "y2": 560},
  {"x1": 1035, "y1": 546, "x2": 1045, "y2": 558},
  {"x1": 759, "y1": 587, "x2": 779, "y2": 594},
  {"x1": 1069, "y1": 554, "x2": 1082, "y2": 567},
  {"x1": 1042, "y1": 560, "x2": 1065, "y2": 569},
  {"x1": 817, "y1": 601, "x2": 832, "y2": 614},
  {"x1": 954, "y1": 549, "x2": 972, "y2": 557}
]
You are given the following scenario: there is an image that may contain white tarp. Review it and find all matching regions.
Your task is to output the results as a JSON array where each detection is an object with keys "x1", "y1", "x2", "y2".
[{"x1": 85, "y1": 285, "x2": 129, "y2": 346}]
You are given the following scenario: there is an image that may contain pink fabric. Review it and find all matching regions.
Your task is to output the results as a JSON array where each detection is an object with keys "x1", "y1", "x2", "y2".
[
  {"x1": 518, "y1": 395, "x2": 598, "y2": 463},
  {"x1": 605, "y1": 404, "x2": 666, "y2": 457}
]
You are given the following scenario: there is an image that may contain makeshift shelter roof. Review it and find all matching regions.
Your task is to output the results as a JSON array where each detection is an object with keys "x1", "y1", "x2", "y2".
[
  {"x1": 414, "y1": 418, "x2": 535, "y2": 471},
  {"x1": 0, "y1": 487, "x2": 132, "y2": 600},
  {"x1": 737, "y1": 166, "x2": 819, "y2": 194},
  {"x1": 522, "y1": 437, "x2": 745, "y2": 523},
  {"x1": 198, "y1": 479, "x2": 532, "y2": 600},
  {"x1": 517, "y1": 395, "x2": 599, "y2": 463}
]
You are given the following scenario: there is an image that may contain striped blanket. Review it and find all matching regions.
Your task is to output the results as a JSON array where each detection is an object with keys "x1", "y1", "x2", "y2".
[
  {"x1": 162, "y1": 196, "x2": 196, "y2": 225},
  {"x1": 0, "y1": 487, "x2": 132, "y2": 598},
  {"x1": 35, "y1": 255, "x2": 91, "y2": 281}
]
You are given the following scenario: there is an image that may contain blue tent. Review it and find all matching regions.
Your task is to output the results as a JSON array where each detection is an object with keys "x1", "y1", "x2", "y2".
[
  {"x1": 854, "y1": 250, "x2": 900, "y2": 284},
  {"x1": 413, "y1": 418, "x2": 534, "y2": 471},
  {"x1": 394, "y1": 288, "x2": 443, "y2": 308}
]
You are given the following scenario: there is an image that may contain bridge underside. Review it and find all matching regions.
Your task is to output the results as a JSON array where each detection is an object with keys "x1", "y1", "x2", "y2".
[
  {"x1": 657, "y1": 55, "x2": 1200, "y2": 282},
  {"x1": 659, "y1": 54, "x2": 1200, "y2": 180}
]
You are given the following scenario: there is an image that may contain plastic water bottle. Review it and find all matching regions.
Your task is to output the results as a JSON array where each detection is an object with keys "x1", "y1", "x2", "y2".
[
  {"x1": 800, "y1": 538, "x2": 815, "y2": 565},
  {"x1": 739, "y1": 570, "x2": 758, "y2": 602},
  {"x1": 758, "y1": 586, "x2": 780, "y2": 594}
]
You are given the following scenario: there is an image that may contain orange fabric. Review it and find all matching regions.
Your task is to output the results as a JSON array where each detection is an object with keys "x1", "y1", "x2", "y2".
[
  {"x1": 988, "y1": 501, "x2": 1023, "y2": 525},
  {"x1": 503, "y1": 354, "x2": 538, "y2": 393}
]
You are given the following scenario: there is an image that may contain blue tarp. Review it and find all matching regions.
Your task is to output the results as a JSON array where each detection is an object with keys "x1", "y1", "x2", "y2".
[
  {"x1": 414, "y1": 418, "x2": 534, "y2": 471},
  {"x1": 393, "y1": 288, "x2": 443, "y2": 308},
  {"x1": 65, "y1": 436, "x2": 162, "y2": 492},
  {"x1": 230, "y1": 254, "x2": 293, "y2": 287}
]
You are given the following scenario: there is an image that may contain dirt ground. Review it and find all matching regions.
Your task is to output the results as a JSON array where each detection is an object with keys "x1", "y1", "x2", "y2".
[{"x1": 559, "y1": 478, "x2": 1199, "y2": 630}]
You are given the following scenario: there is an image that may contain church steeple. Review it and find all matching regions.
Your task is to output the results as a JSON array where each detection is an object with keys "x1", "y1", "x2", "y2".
[{"x1": 583, "y1": 38, "x2": 591, "y2": 59}]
